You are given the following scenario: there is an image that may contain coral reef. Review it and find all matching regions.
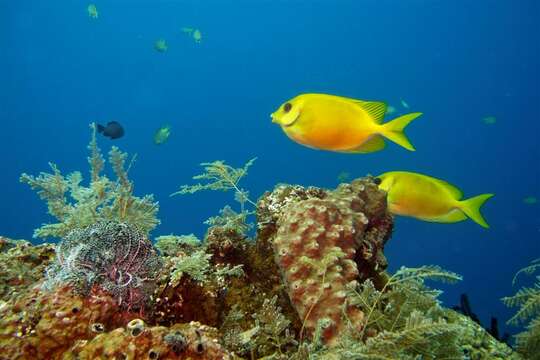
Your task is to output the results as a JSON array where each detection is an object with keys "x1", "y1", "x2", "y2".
[
  {"x1": 20, "y1": 123, "x2": 159, "y2": 240},
  {"x1": 0, "y1": 283, "x2": 231, "y2": 359},
  {"x1": 0, "y1": 285, "x2": 117, "y2": 359},
  {"x1": 257, "y1": 178, "x2": 392, "y2": 345},
  {"x1": 43, "y1": 221, "x2": 162, "y2": 311},
  {"x1": 70, "y1": 321, "x2": 231, "y2": 359},
  {"x1": 0, "y1": 236, "x2": 55, "y2": 302},
  {"x1": 1, "y1": 138, "x2": 521, "y2": 359}
]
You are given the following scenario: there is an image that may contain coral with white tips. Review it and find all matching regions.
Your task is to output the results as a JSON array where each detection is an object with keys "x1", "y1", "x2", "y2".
[{"x1": 258, "y1": 177, "x2": 393, "y2": 345}]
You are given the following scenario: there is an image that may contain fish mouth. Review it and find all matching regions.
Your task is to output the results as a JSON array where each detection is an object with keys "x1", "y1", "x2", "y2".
[{"x1": 271, "y1": 113, "x2": 299, "y2": 128}]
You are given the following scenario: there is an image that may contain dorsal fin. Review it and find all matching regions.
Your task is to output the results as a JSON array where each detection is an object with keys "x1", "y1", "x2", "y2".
[{"x1": 353, "y1": 100, "x2": 387, "y2": 123}]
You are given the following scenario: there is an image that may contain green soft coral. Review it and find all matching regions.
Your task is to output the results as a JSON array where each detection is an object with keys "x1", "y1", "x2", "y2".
[
  {"x1": 154, "y1": 234, "x2": 201, "y2": 256},
  {"x1": 503, "y1": 258, "x2": 540, "y2": 359},
  {"x1": 20, "y1": 123, "x2": 160, "y2": 239},
  {"x1": 291, "y1": 266, "x2": 466, "y2": 359},
  {"x1": 171, "y1": 158, "x2": 257, "y2": 208}
]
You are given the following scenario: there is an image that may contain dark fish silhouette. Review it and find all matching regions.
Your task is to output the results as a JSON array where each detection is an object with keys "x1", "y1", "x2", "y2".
[
  {"x1": 97, "y1": 121, "x2": 124, "y2": 139},
  {"x1": 452, "y1": 293, "x2": 510, "y2": 345}
]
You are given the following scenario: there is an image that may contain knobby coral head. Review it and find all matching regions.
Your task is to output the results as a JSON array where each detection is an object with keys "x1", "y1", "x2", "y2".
[{"x1": 43, "y1": 221, "x2": 162, "y2": 311}]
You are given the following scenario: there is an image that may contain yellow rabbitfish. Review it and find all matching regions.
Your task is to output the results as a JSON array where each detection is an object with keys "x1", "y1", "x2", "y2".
[
  {"x1": 271, "y1": 93, "x2": 422, "y2": 153},
  {"x1": 377, "y1": 171, "x2": 494, "y2": 228}
]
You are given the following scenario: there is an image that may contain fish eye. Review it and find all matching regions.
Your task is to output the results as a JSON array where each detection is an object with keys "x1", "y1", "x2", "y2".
[
  {"x1": 283, "y1": 103, "x2": 292, "y2": 113},
  {"x1": 373, "y1": 177, "x2": 382, "y2": 185}
]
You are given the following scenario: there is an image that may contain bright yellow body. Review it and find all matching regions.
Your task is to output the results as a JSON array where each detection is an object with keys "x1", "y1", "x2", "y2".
[
  {"x1": 271, "y1": 93, "x2": 421, "y2": 153},
  {"x1": 378, "y1": 171, "x2": 494, "y2": 228}
]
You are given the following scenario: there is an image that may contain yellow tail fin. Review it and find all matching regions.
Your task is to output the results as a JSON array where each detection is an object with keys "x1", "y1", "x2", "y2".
[
  {"x1": 459, "y1": 193, "x2": 494, "y2": 228},
  {"x1": 381, "y1": 112, "x2": 422, "y2": 151}
]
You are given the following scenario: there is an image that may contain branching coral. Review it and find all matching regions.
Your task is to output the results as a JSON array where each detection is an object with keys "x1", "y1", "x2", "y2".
[
  {"x1": 20, "y1": 123, "x2": 159, "y2": 239},
  {"x1": 155, "y1": 234, "x2": 201, "y2": 257},
  {"x1": 169, "y1": 250, "x2": 213, "y2": 285},
  {"x1": 171, "y1": 158, "x2": 257, "y2": 212},
  {"x1": 293, "y1": 265, "x2": 517, "y2": 359},
  {"x1": 222, "y1": 296, "x2": 297, "y2": 358},
  {"x1": 205, "y1": 205, "x2": 253, "y2": 234},
  {"x1": 503, "y1": 258, "x2": 540, "y2": 359}
]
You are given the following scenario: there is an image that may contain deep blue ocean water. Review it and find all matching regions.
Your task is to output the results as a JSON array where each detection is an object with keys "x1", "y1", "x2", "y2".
[{"x1": 1, "y1": 1, "x2": 538, "y2": 338}]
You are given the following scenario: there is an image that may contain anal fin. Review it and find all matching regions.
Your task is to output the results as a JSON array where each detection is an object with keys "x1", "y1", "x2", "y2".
[
  {"x1": 417, "y1": 209, "x2": 467, "y2": 223},
  {"x1": 341, "y1": 135, "x2": 386, "y2": 153}
]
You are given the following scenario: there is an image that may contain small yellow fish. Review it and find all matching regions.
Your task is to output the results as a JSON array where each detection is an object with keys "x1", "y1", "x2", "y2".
[
  {"x1": 155, "y1": 39, "x2": 168, "y2": 52},
  {"x1": 377, "y1": 171, "x2": 494, "y2": 228},
  {"x1": 182, "y1": 27, "x2": 202, "y2": 43},
  {"x1": 482, "y1": 116, "x2": 497, "y2": 125},
  {"x1": 87, "y1": 4, "x2": 98, "y2": 19},
  {"x1": 271, "y1": 93, "x2": 422, "y2": 153},
  {"x1": 193, "y1": 29, "x2": 202, "y2": 43},
  {"x1": 154, "y1": 125, "x2": 171, "y2": 145}
]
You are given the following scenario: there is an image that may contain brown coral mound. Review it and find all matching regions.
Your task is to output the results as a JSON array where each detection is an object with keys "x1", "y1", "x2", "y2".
[
  {"x1": 0, "y1": 285, "x2": 117, "y2": 359},
  {"x1": 0, "y1": 237, "x2": 55, "y2": 302},
  {"x1": 257, "y1": 177, "x2": 393, "y2": 345},
  {"x1": 71, "y1": 320, "x2": 231, "y2": 359}
]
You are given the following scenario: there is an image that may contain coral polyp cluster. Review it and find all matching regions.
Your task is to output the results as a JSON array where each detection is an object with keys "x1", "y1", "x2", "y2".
[
  {"x1": 0, "y1": 285, "x2": 117, "y2": 359},
  {"x1": 43, "y1": 221, "x2": 162, "y2": 310},
  {"x1": 259, "y1": 178, "x2": 392, "y2": 345},
  {"x1": 274, "y1": 198, "x2": 366, "y2": 345}
]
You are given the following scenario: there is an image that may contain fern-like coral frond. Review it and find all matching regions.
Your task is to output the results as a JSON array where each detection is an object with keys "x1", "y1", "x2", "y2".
[
  {"x1": 514, "y1": 315, "x2": 540, "y2": 358},
  {"x1": 21, "y1": 123, "x2": 160, "y2": 239},
  {"x1": 392, "y1": 265, "x2": 463, "y2": 286},
  {"x1": 513, "y1": 258, "x2": 540, "y2": 285},
  {"x1": 171, "y1": 158, "x2": 257, "y2": 206},
  {"x1": 504, "y1": 258, "x2": 540, "y2": 359},
  {"x1": 504, "y1": 285, "x2": 540, "y2": 326}
]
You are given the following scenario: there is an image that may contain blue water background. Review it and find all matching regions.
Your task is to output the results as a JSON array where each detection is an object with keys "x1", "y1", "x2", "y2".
[{"x1": 1, "y1": 1, "x2": 539, "y2": 337}]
